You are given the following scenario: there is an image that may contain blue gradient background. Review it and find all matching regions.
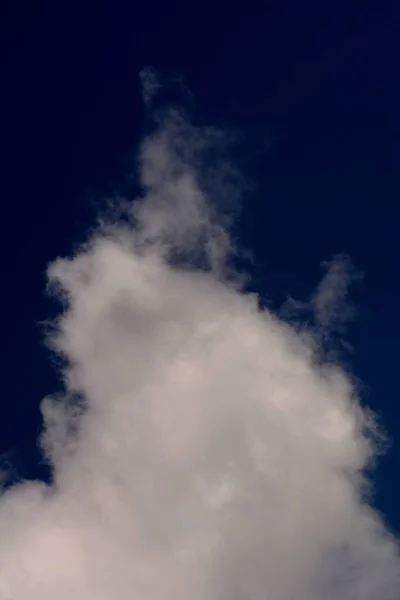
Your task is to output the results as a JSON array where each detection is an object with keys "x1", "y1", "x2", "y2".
[{"x1": 1, "y1": 1, "x2": 399, "y2": 534}]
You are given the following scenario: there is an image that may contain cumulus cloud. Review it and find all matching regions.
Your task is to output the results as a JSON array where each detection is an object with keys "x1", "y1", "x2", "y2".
[{"x1": 0, "y1": 90, "x2": 399, "y2": 600}]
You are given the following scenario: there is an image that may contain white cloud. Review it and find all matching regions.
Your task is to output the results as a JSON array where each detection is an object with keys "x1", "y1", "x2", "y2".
[{"x1": 0, "y1": 100, "x2": 399, "y2": 600}]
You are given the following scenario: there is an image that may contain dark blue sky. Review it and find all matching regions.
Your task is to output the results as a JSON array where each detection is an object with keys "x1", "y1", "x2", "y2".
[{"x1": 1, "y1": 0, "x2": 399, "y2": 535}]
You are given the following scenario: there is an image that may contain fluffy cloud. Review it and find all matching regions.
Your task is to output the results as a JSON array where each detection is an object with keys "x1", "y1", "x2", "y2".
[{"x1": 0, "y1": 100, "x2": 399, "y2": 600}]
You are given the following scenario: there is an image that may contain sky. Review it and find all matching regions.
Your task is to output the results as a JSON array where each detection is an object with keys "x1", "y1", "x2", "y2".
[{"x1": 0, "y1": 1, "x2": 400, "y2": 598}]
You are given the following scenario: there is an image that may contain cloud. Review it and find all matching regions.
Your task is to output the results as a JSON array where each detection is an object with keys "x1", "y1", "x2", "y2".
[
  {"x1": 0, "y1": 91, "x2": 399, "y2": 600},
  {"x1": 312, "y1": 254, "x2": 361, "y2": 334},
  {"x1": 140, "y1": 67, "x2": 162, "y2": 108}
]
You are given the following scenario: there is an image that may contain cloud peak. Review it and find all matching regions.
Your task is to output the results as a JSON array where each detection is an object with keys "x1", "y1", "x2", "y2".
[{"x1": 0, "y1": 97, "x2": 399, "y2": 599}]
